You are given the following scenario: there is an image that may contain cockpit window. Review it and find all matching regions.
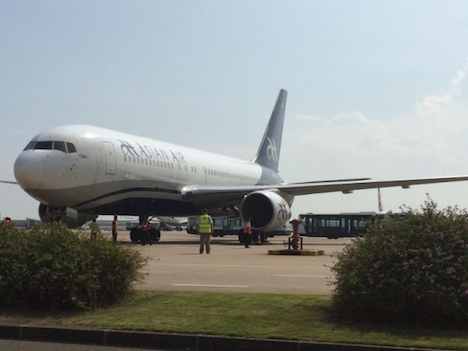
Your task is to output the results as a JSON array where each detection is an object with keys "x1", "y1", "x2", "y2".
[
  {"x1": 23, "y1": 141, "x2": 37, "y2": 151},
  {"x1": 28, "y1": 140, "x2": 77, "y2": 153},
  {"x1": 34, "y1": 141, "x2": 53, "y2": 150},
  {"x1": 54, "y1": 141, "x2": 67, "y2": 153},
  {"x1": 66, "y1": 142, "x2": 77, "y2": 153}
]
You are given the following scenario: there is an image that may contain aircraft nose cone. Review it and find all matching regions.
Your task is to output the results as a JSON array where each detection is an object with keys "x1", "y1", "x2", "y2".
[{"x1": 14, "y1": 151, "x2": 45, "y2": 190}]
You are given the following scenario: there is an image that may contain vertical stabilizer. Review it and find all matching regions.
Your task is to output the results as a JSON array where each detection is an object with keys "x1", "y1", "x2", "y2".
[{"x1": 252, "y1": 89, "x2": 287, "y2": 172}]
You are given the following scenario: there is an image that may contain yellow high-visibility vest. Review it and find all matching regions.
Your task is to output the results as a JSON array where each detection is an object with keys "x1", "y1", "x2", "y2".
[
  {"x1": 198, "y1": 214, "x2": 212, "y2": 234},
  {"x1": 91, "y1": 222, "x2": 100, "y2": 234}
]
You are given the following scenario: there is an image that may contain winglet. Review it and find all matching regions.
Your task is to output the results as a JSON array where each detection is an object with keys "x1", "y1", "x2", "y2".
[{"x1": 252, "y1": 89, "x2": 287, "y2": 172}]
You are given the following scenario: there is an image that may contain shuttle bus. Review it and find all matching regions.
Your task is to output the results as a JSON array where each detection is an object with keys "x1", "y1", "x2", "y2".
[
  {"x1": 186, "y1": 217, "x2": 291, "y2": 243},
  {"x1": 299, "y1": 212, "x2": 380, "y2": 239}
]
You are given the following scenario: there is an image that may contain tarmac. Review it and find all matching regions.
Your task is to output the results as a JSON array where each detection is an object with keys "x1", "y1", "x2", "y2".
[
  {"x1": 133, "y1": 231, "x2": 340, "y2": 295},
  {"x1": 0, "y1": 231, "x2": 450, "y2": 351}
]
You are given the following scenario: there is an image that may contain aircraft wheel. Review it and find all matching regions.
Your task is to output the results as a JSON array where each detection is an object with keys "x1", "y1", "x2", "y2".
[
  {"x1": 150, "y1": 229, "x2": 161, "y2": 242},
  {"x1": 260, "y1": 231, "x2": 266, "y2": 243},
  {"x1": 130, "y1": 228, "x2": 141, "y2": 243},
  {"x1": 252, "y1": 231, "x2": 259, "y2": 243}
]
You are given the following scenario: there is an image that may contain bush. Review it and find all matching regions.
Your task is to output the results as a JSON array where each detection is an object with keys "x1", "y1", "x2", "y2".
[
  {"x1": 330, "y1": 197, "x2": 468, "y2": 327},
  {"x1": 0, "y1": 223, "x2": 146, "y2": 311}
]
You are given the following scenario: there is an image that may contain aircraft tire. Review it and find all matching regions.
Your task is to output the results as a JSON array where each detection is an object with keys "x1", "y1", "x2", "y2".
[
  {"x1": 260, "y1": 231, "x2": 266, "y2": 243},
  {"x1": 238, "y1": 231, "x2": 246, "y2": 244},
  {"x1": 252, "y1": 231, "x2": 259, "y2": 243},
  {"x1": 150, "y1": 229, "x2": 161, "y2": 242},
  {"x1": 130, "y1": 228, "x2": 141, "y2": 243}
]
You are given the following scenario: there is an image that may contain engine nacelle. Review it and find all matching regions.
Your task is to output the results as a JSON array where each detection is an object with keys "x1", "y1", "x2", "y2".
[
  {"x1": 39, "y1": 203, "x2": 97, "y2": 228},
  {"x1": 240, "y1": 190, "x2": 292, "y2": 232}
]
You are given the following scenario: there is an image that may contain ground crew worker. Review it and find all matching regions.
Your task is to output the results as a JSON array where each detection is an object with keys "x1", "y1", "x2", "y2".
[
  {"x1": 197, "y1": 209, "x2": 213, "y2": 254},
  {"x1": 112, "y1": 215, "x2": 119, "y2": 242},
  {"x1": 244, "y1": 217, "x2": 252, "y2": 248},
  {"x1": 141, "y1": 217, "x2": 151, "y2": 246},
  {"x1": 90, "y1": 218, "x2": 100, "y2": 241}
]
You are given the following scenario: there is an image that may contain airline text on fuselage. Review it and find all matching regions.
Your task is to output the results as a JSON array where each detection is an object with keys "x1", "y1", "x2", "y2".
[{"x1": 118, "y1": 139, "x2": 187, "y2": 164}]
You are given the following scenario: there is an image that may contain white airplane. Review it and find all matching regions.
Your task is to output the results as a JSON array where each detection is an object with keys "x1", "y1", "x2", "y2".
[
  {"x1": 6, "y1": 89, "x2": 468, "y2": 241},
  {"x1": 156, "y1": 216, "x2": 188, "y2": 226}
]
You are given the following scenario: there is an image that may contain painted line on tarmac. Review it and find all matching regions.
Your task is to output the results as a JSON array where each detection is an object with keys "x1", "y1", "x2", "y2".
[
  {"x1": 148, "y1": 262, "x2": 325, "y2": 269},
  {"x1": 141, "y1": 271, "x2": 330, "y2": 279},
  {"x1": 273, "y1": 274, "x2": 330, "y2": 278},
  {"x1": 173, "y1": 283, "x2": 249, "y2": 288}
]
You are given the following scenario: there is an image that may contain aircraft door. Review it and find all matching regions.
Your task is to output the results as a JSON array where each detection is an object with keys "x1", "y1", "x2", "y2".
[{"x1": 102, "y1": 141, "x2": 117, "y2": 175}]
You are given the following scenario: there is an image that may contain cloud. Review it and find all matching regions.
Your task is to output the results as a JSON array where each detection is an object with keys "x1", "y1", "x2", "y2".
[
  {"x1": 278, "y1": 62, "x2": 468, "y2": 217},
  {"x1": 296, "y1": 114, "x2": 322, "y2": 123},
  {"x1": 415, "y1": 94, "x2": 451, "y2": 119},
  {"x1": 287, "y1": 62, "x2": 468, "y2": 180},
  {"x1": 451, "y1": 59, "x2": 468, "y2": 96},
  {"x1": 297, "y1": 111, "x2": 368, "y2": 126}
]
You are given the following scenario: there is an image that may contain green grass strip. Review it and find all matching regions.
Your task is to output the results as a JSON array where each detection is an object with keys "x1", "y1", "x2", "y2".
[{"x1": 1, "y1": 291, "x2": 468, "y2": 350}]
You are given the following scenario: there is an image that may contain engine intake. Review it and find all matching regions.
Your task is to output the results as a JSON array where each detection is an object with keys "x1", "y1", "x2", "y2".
[{"x1": 240, "y1": 190, "x2": 291, "y2": 232}]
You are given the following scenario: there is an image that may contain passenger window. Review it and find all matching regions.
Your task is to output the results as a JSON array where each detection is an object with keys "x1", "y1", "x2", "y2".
[
  {"x1": 66, "y1": 142, "x2": 77, "y2": 153},
  {"x1": 34, "y1": 141, "x2": 53, "y2": 150},
  {"x1": 23, "y1": 141, "x2": 37, "y2": 151},
  {"x1": 54, "y1": 141, "x2": 67, "y2": 153}
]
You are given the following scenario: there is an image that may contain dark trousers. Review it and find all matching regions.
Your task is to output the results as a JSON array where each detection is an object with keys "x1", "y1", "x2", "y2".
[
  {"x1": 199, "y1": 233, "x2": 211, "y2": 253},
  {"x1": 244, "y1": 234, "x2": 252, "y2": 248}
]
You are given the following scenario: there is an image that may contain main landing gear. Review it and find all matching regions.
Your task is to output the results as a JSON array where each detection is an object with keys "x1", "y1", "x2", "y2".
[
  {"x1": 238, "y1": 230, "x2": 265, "y2": 244},
  {"x1": 129, "y1": 216, "x2": 161, "y2": 244}
]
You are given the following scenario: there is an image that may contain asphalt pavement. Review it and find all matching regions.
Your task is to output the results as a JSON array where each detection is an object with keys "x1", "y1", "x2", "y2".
[{"x1": 128, "y1": 230, "x2": 348, "y2": 295}]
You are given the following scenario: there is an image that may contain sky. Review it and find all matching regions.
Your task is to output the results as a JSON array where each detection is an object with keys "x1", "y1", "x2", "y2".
[{"x1": 2, "y1": 0, "x2": 468, "y2": 221}]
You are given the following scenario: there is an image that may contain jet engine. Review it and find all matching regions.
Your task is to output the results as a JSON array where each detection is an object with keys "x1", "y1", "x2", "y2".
[
  {"x1": 240, "y1": 190, "x2": 292, "y2": 232},
  {"x1": 39, "y1": 203, "x2": 97, "y2": 228}
]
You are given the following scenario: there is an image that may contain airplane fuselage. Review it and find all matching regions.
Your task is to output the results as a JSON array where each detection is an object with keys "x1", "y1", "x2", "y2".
[{"x1": 14, "y1": 125, "x2": 284, "y2": 218}]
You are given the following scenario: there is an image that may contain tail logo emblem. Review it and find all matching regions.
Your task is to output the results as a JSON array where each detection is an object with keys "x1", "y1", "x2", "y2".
[{"x1": 266, "y1": 137, "x2": 278, "y2": 163}]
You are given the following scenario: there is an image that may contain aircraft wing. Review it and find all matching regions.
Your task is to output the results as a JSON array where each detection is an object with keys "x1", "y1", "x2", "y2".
[
  {"x1": 0, "y1": 180, "x2": 17, "y2": 185},
  {"x1": 182, "y1": 175, "x2": 468, "y2": 199},
  {"x1": 277, "y1": 175, "x2": 468, "y2": 196}
]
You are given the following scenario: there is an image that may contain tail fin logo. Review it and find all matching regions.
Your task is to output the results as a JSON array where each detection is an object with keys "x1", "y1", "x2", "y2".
[{"x1": 266, "y1": 137, "x2": 279, "y2": 163}]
